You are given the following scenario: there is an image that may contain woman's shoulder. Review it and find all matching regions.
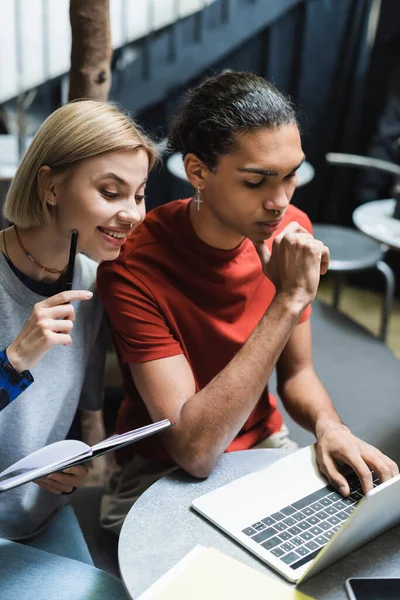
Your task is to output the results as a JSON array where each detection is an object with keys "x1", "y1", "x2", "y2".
[
  {"x1": 75, "y1": 254, "x2": 99, "y2": 292},
  {"x1": 74, "y1": 254, "x2": 104, "y2": 334}
]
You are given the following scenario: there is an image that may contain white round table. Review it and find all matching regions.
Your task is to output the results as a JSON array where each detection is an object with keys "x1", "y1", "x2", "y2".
[
  {"x1": 166, "y1": 153, "x2": 315, "y2": 187},
  {"x1": 353, "y1": 199, "x2": 400, "y2": 251}
]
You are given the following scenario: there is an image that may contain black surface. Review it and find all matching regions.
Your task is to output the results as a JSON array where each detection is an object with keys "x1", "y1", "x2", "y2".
[{"x1": 346, "y1": 578, "x2": 400, "y2": 600}]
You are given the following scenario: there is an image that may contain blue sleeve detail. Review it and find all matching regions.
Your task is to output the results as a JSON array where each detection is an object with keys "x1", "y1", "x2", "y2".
[{"x1": 0, "y1": 349, "x2": 34, "y2": 410}]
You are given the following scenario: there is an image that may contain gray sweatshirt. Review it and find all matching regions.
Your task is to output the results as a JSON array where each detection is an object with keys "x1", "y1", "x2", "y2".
[{"x1": 0, "y1": 251, "x2": 106, "y2": 539}]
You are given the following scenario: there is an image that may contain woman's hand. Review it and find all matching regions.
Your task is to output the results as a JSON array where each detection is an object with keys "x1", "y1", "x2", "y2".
[
  {"x1": 5, "y1": 290, "x2": 93, "y2": 373},
  {"x1": 34, "y1": 464, "x2": 89, "y2": 494}
]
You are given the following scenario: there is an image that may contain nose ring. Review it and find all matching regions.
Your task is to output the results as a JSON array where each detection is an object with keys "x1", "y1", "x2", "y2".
[{"x1": 272, "y1": 209, "x2": 282, "y2": 216}]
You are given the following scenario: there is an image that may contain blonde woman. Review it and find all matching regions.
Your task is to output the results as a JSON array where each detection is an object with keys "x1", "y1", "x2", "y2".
[{"x1": 0, "y1": 100, "x2": 156, "y2": 597}]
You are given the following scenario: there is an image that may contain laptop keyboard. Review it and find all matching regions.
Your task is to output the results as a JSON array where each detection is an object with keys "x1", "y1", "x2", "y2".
[{"x1": 241, "y1": 471, "x2": 380, "y2": 570}]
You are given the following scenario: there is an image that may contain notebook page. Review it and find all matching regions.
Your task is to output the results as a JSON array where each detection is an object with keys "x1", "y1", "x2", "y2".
[
  {"x1": 0, "y1": 439, "x2": 90, "y2": 476},
  {"x1": 138, "y1": 545, "x2": 314, "y2": 600}
]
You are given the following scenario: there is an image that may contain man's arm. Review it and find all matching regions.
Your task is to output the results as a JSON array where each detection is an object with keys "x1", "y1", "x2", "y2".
[
  {"x1": 276, "y1": 319, "x2": 339, "y2": 433},
  {"x1": 129, "y1": 222, "x2": 330, "y2": 478},
  {"x1": 131, "y1": 293, "x2": 306, "y2": 478},
  {"x1": 277, "y1": 319, "x2": 398, "y2": 495}
]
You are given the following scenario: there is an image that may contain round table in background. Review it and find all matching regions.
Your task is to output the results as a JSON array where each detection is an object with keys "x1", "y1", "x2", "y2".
[
  {"x1": 118, "y1": 448, "x2": 400, "y2": 600},
  {"x1": 166, "y1": 153, "x2": 315, "y2": 187},
  {"x1": 353, "y1": 199, "x2": 400, "y2": 251}
]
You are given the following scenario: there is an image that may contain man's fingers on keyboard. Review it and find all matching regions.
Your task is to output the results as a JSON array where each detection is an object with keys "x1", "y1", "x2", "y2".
[
  {"x1": 317, "y1": 451, "x2": 349, "y2": 496},
  {"x1": 389, "y1": 457, "x2": 399, "y2": 477},
  {"x1": 327, "y1": 472, "x2": 350, "y2": 497},
  {"x1": 347, "y1": 459, "x2": 374, "y2": 495},
  {"x1": 362, "y1": 449, "x2": 399, "y2": 484}
]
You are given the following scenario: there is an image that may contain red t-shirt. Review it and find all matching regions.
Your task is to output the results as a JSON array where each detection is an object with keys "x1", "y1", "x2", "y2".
[{"x1": 97, "y1": 199, "x2": 312, "y2": 464}]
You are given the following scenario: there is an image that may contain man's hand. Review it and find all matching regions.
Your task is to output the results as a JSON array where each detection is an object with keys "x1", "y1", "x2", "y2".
[
  {"x1": 34, "y1": 464, "x2": 89, "y2": 494},
  {"x1": 315, "y1": 421, "x2": 399, "y2": 496},
  {"x1": 254, "y1": 222, "x2": 330, "y2": 308}
]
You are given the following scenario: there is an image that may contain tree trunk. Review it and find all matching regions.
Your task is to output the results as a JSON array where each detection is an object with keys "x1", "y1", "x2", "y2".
[
  {"x1": 69, "y1": 0, "x2": 112, "y2": 101},
  {"x1": 68, "y1": 0, "x2": 113, "y2": 486}
]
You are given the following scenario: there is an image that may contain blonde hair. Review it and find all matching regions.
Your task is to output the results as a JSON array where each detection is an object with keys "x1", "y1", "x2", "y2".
[{"x1": 4, "y1": 100, "x2": 158, "y2": 228}]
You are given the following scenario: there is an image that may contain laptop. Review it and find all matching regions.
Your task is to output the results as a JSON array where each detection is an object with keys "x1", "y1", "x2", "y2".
[{"x1": 191, "y1": 445, "x2": 400, "y2": 583}]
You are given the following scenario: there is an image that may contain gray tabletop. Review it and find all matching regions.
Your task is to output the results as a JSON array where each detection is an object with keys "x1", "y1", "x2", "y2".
[
  {"x1": 353, "y1": 199, "x2": 400, "y2": 250},
  {"x1": 118, "y1": 449, "x2": 400, "y2": 599}
]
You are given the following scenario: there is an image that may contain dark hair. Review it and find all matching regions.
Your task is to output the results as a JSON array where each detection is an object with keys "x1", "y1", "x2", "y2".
[{"x1": 168, "y1": 71, "x2": 298, "y2": 170}]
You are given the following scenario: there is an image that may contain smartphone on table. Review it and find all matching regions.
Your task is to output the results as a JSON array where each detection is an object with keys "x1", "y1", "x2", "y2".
[{"x1": 346, "y1": 577, "x2": 400, "y2": 600}]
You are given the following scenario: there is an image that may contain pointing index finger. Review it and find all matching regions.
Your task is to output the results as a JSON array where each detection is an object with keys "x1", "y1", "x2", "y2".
[{"x1": 40, "y1": 290, "x2": 93, "y2": 308}]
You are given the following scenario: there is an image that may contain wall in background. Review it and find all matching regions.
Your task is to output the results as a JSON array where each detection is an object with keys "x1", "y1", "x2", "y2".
[{"x1": 0, "y1": 0, "x2": 217, "y2": 104}]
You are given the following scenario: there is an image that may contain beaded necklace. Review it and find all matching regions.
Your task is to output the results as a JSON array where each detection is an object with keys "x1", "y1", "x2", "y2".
[{"x1": 13, "y1": 226, "x2": 65, "y2": 275}]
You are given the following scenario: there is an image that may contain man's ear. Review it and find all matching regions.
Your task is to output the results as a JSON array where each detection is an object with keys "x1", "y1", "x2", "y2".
[
  {"x1": 37, "y1": 166, "x2": 58, "y2": 207},
  {"x1": 183, "y1": 153, "x2": 210, "y2": 191}
]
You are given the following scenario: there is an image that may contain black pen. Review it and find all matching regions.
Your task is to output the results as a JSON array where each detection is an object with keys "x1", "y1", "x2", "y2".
[{"x1": 64, "y1": 230, "x2": 78, "y2": 291}]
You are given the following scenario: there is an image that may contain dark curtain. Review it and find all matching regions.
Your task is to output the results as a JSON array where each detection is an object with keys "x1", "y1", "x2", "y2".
[
  {"x1": 266, "y1": 0, "x2": 374, "y2": 225},
  {"x1": 355, "y1": 0, "x2": 400, "y2": 206}
]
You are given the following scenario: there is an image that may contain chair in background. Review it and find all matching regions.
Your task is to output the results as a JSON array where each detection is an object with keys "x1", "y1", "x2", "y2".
[
  {"x1": 327, "y1": 152, "x2": 400, "y2": 220},
  {"x1": 313, "y1": 153, "x2": 400, "y2": 343},
  {"x1": 312, "y1": 224, "x2": 394, "y2": 342}
]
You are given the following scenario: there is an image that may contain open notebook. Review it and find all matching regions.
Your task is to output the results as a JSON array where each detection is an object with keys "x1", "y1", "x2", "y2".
[
  {"x1": 138, "y1": 545, "x2": 314, "y2": 599},
  {"x1": 0, "y1": 419, "x2": 171, "y2": 492}
]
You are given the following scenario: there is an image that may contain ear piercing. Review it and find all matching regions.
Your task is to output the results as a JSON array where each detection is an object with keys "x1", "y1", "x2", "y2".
[{"x1": 194, "y1": 186, "x2": 203, "y2": 211}]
